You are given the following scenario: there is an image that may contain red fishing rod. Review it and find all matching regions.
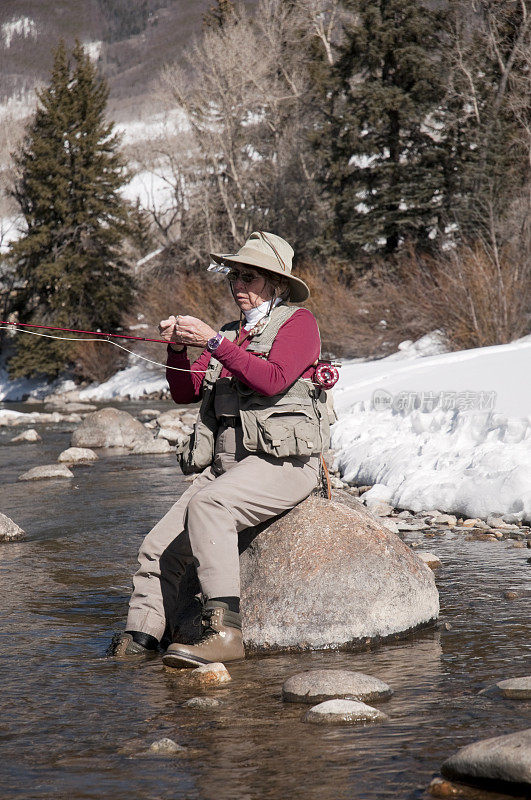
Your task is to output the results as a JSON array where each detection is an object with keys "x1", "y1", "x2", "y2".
[{"x1": 0, "y1": 320, "x2": 168, "y2": 344}]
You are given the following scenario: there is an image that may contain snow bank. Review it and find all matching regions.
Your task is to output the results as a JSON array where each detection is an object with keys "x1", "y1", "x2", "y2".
[
  {"x1": 78, "y1": 363, "x2": 167, "y2": 401},
  {"x1": 0, "y1": 366, "x2": 75, "y2": 402},
  {"x1": 332, "y1": 334, "x2": 531, "y2": 522}
]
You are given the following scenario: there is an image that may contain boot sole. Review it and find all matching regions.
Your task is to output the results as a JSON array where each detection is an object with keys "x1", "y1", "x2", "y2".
[
  {"x1": 162, "y1": 652, "x2": 210, "y2": 668},
  {"x1": 162, "y1": 650, "x2": 245, "y2": 669}
]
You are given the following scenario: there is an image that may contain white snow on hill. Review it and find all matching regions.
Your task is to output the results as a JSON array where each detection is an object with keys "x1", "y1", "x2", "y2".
[
  {"x1": 332, "y1": 333, "x2": 531, "y2": 523},
  {"x1": 2, "y1": 16, "x2": 37, "y2": 48}
]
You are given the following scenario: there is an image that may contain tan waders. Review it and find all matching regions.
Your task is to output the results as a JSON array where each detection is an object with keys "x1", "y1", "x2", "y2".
[{"x1": 124, "y1": 423, "x2": 320, "y2": 662}]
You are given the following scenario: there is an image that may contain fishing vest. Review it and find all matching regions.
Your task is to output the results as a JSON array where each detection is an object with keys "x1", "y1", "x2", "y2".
[{"x1": 176, "y1": 305, "x2": 332, "y2": 474}]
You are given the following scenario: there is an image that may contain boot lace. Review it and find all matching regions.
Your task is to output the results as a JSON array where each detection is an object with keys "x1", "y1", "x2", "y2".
[{"x1": 200, "y1": 609, "x2": 218, "y2": 641}]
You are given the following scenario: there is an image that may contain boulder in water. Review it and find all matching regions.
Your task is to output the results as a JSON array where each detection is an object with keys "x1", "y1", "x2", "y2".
[
  {"x1": 0, "y1": 513, "x2": 26, "y2": 542},
  {"x1": 239, "y1": 491, "x2": 439, "y2": 651},
  {"x1": 282, "y1": 669, "x2": 393, "y2": 704},
  {"x1": 441, "y1": 728, "x2": 531, "y2": 790},
  {"x1": 10, "y1": 429, "x2": 42, "y2": 443},
  {"x1": 71, "y1": 407, "x2": 153, "y2": 449},
  {"x1": 58, "y1": 447, "x2": 98, "y2": 463},
  {"x1": 18, "y1": 464, "x2": 74, "y2": 481}
]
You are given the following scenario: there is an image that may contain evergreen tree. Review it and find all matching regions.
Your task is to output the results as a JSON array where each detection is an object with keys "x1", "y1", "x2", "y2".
[
  {"x1": 316, "y1": 0, "x2": 446, "y2": 260},
  {"x1": 8, "y1": 40, "x2": 135, "y2": 378}
]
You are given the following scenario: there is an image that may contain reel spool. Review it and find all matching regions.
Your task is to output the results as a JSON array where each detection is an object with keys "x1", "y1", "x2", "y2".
[{"x1": 313, "y1": 361, "x2": 340, "y2": 389}]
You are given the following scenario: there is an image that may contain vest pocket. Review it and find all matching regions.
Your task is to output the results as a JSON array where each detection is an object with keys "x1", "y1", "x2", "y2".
[{"x1": 244, "y1": 407, "x2": 321, "y2": 458}]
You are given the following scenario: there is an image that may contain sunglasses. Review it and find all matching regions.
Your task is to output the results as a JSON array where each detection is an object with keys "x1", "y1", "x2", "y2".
[{"x1": 226, "y1": 269, "x2": 261, "y2": 285}]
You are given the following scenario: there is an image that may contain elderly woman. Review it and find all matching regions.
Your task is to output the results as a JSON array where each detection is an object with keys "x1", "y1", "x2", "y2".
[{"x1": 114, "y1": 231, "x2": 330, "y2": 666}]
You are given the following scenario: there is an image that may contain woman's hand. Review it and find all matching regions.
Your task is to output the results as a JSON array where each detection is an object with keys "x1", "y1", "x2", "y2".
[{"x1": 159, "y1": 315, "x2": 217, "y2": 349}]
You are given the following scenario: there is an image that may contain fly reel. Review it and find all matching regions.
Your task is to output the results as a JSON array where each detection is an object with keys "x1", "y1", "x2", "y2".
[{"x1": 313, "y1": 361, "x2": 340, "y2": 389}]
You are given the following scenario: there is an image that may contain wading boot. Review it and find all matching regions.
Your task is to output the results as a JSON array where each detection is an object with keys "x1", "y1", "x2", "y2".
[
  {"x1": 162, "y1": 601, "x2": 244, "y2": 668},
  {"x1": 108, "y1": 631, "x2": 158, "y2": 658}
]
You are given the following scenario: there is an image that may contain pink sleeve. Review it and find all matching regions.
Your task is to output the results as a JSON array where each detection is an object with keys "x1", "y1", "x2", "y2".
[
  {"x1": 214, "y1": 309, "x2": 321, "y2": 396},
  {"x1": 166, "y1": 346, "x2": 211, "y2": 404}
]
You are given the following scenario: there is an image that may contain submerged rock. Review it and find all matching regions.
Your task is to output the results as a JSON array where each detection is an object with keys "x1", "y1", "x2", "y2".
[
  {"x1": 441, "y1": 728, "x2": 531, "y2": 789},
  {"x1": 18, "y1": 464, "x2": 74, "y2": 481},
  {"x1": 182, "y1": 697, "x2": 221, "y2": 708},
  {"x1": 71, "y1": 407, "x2": 153, "y2": 449},
  {"x1": 148, "y1": 738, "x2": 184, "y2": 754},
  {"x1": 495, "y1": 677, "x2": 531, "y2": 700},
  {"x1": 0, "y1": 513, "x2": 26, "y2": 542},
  {"x1": 10, "y1": 429, "x2": 42, "y2": 443},
  {"x1": 58, "y1": 447, "x2": 98, "y2": 463},
  {"x1": 239, "y1": 491, "x2": 439, "y2": 651},
  {"x1": 303, "y1": 699, "x2": 388, "y2": 725},
  {"x1": 282, "y1": 669, "x2": 393, "y2": 704}
]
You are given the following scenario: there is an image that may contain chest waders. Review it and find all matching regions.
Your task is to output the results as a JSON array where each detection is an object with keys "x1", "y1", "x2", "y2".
[{"x1": 176, "y1": 305, "x2": 333, "y2": 475}]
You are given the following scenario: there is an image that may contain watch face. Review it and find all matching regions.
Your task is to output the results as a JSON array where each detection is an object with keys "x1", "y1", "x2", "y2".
[{"x1": 208, "y1": 335, "x2": 221, "y2": 351}]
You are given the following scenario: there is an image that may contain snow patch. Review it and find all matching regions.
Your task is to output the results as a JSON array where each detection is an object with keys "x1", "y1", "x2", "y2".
[
  {"x1": 2, "y1": 17, "x2": 37, "y2": 48},
  {"x1": 332, "y1": 336, "x2": 531, "y2": 522},
  {"x1": 78, "y1": 363, "x2": 167, "y2": 400},
  {"x1": 83, "y1": 40, "x2": 102, "y2": 62}
]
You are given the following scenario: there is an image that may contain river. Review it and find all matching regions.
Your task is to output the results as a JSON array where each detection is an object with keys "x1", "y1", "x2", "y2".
[{"x1": 0, "y1": 402, "x2": 529, "y2": 800}]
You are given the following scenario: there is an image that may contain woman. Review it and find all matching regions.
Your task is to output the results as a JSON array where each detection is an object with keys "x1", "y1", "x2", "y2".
[{"x1": 114, "y1": 231, "x2": 330, "y2": 666}]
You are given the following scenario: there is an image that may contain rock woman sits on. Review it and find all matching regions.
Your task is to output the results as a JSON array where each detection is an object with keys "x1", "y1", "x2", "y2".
[{"x1": 113, "y1": 231, "x2": 331, "y2": 666}]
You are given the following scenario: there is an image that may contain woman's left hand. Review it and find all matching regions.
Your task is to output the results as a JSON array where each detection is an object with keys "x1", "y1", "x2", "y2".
[{"x1": 172, "y1": 315, "x2": 217, "y2": 349}]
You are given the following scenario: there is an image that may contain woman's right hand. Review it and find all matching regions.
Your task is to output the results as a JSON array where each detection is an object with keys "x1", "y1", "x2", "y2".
[{"x1": 158, "y1": 316, "x2": 185, "y2": 351}]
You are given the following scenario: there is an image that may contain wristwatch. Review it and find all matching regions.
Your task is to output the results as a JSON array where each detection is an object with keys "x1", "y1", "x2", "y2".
[{"x1": 207, "y1": 332, "x2": 224, "y2": 352}]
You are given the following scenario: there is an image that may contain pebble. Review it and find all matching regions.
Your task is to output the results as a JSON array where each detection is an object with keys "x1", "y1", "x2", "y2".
[
  {"x1": 191, "y1": 662, "x2": 231, "y2": 685},
  {"x1": 487, "y1": 515, "x2": 519, "y2": 530},
  {"x1": 366, "y1": 500, "x2": 394, "y2": 517},
  {"x1": 508, "y1": 541, "x2": 527, "y2": 549},
  {"x1": 396, "y1": 522, "x2": 426, "y2": 531},
  {"x1": 129, "y1": 438, "x2": 172, "y2": 454},
  {"x1": 417, "y1": 552, "x2": 442, "y2": 570},
  {"x1": 148, "y1": 738, "x2": 185, "y2": 754},
  {"x1": 431, "y1": 513, "x2": 458, "y2": 526},
  {"x1": 18, "y1": 464, "x2": 74, "y2": 481},
  {"x1": 380, "y1": 518, "x2": 400, "y2": 534},
  {"x1": 10, "y1": 429, "x2": 42, "y2": 443},
  {"x1": 495, "y1": 677, "x2": 531, "y2": 700},
  {"x1": 58, "y1": 447, "x2": 98, "y2": 463},
  {"x1": 138, "y1": 409, "x2": 160, "y2": 420},
  {"x1": 303, "y1": 699, "x2": 388, "y2": 725},
  {"x1": 0, "y1": 512, "x2": 26, "y2": 542},
  {"x1": 427, "y1": 777, "x2": 461, "y2": 797},
  {"x1": 182, "y1": 697, "x2": 221, "y2": 708},
  {"x1": 503, "y1": 590, "x2": 520, "y2": 600},
  {"x1": 282, "y1": 669, "x2": 393, "y2": 704},
  {"x1": 462, "y1": 518, "x2": 490, "y2": 529}
]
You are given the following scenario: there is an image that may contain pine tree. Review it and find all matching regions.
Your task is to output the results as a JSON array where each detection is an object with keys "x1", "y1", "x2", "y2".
[
  {"x1": 8, "y1": 40, "x2": 135, "y2": 378},
  {"x1": 316, "y1": 0, "x2": 446, "y2": 260}
]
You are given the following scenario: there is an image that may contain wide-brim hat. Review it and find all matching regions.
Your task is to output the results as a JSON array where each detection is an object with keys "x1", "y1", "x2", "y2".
[{"x1": 210, "y1": 230, "x2": 309, "y2": 303}]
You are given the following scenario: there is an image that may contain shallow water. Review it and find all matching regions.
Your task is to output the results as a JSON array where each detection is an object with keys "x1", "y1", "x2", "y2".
[{"x1": 0, "y1": 403, "x2": 530, "y2": 800}]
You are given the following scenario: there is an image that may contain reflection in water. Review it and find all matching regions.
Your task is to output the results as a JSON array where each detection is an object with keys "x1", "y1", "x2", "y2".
[{"x1": 0, "y1": 412, "x2": 529, "y2": 799}]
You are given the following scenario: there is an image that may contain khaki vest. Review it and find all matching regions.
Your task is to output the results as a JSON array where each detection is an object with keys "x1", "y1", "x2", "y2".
[{"x1": 176, "y1": 305, "x2": 332, "y2": 474}]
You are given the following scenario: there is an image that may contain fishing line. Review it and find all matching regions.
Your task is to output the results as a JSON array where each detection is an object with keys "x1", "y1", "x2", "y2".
[{"x1": 0, "y1": 325, "x2": 209, "y2": 373}]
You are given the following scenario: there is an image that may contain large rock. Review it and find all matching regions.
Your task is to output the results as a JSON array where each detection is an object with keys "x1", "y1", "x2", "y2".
[
  {"x1": 237, "y1": 491, "x2": 439, "y2": 651},
  {"x1": 71, "y1": 407, "x2": 153, "y2": 449},
  {"x1": 441, "y1": 729, "x2": 531, "y2": 789},
  {"x1": 0, "y1": 513, "x2": 26, "y2": 542}
]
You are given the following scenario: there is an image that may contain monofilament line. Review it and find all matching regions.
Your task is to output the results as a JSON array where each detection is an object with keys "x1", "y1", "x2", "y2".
[{"x1": 0, "y1": 326, "x2": 208, "y2": 373}]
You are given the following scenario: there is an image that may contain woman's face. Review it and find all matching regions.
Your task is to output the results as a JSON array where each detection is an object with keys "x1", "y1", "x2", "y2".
[{"x1": 228, "y1": 267, "x2": 274, "y2": 312}]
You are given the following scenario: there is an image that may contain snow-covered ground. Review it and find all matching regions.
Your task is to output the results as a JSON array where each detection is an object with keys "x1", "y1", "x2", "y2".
[
  {"x1": 78, "y1": 362, "x2": 167, "y2": 401},
  {"x1": 332, "y1": 333, "x2": 531, "y2": 523}
]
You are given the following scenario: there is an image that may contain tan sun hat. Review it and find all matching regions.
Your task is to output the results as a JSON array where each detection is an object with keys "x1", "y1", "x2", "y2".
[{"x1": 209, "y1": 230, "x2": 309, "y2": 303}]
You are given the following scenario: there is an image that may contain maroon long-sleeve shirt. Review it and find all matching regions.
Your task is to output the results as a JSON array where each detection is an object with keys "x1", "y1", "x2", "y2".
[{"x1": 166, "y1": 308, "x2": 321, "y2": 403}]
